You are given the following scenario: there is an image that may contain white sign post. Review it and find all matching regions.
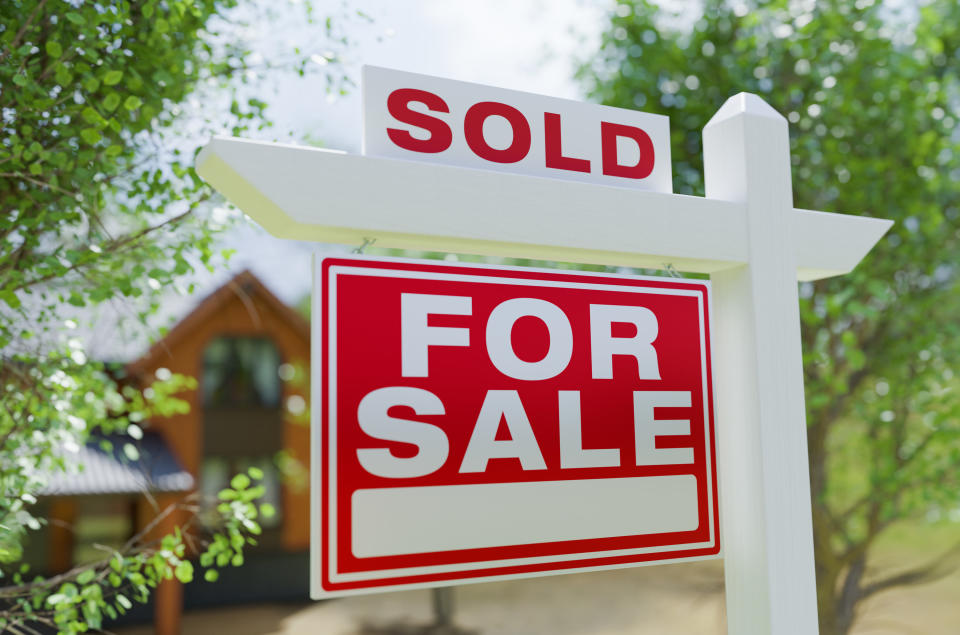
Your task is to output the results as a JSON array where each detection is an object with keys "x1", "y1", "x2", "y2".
[
  {"x1": 704, "y1": 94, "x2": 823, "y2": 634},
  {"x1": 196, "y1": 69, "x2": 891, "y2": 633}
]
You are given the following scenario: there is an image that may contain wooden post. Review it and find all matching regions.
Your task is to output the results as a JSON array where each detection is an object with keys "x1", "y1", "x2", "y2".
[
  {"x1": 47, "y1": 498, "x2": 76, "y2": 574},
  {"x1": 432, "y1": 586, "x2": 455, "y2": 628},
  {"x1": 148, "y1": 494, "x2": 185, "y2": 635},
  {"x1": 704, "y1": 93, "x2": 820, "y2": 633}
]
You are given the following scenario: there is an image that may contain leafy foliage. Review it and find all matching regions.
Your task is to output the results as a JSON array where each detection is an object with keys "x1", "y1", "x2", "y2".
[
  {"x1": 580, "y1": 1, "x2": 960, "y2": 633},
  {"x1": 0, "y1": 466, "x2": 273, "y2": 633},
  {"x1": 0, "y1": 0, "x2": 356, "y2": 631}
]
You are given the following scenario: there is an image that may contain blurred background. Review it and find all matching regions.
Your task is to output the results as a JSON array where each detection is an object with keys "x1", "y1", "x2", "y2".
[{"x1": 2, "y1": 1, "x2": 958, "y2": 634}]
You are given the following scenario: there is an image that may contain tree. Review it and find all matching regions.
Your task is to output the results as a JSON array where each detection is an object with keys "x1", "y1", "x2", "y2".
[
  {"x1": 0, "y1": 0, "x2": 357, "y2": 631},
  {"x1": 580, "y1": 1, "x2": 960, "y2": 633}
]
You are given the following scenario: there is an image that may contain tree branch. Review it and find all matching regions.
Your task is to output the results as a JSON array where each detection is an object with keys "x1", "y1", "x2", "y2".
[
  {"x1": 860, "y1": 543, "x2": 960, "y2": 599},
  {"x1": 0, "y1": 172, "x2": 82, "y2": 200},
  {"x1": 3, "y1": 0, "x2": 48, "y2": 59},
  {"x1": 0, "y1": 493, "x2": 200, "y2": 599},
  {"x1": 9, "y1": 202, "x2": 203, "y2": 294}
]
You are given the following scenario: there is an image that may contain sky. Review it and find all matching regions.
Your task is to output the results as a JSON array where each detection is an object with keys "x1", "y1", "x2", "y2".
[{"x1": 213, "y1": 0, "x2": 608, "y2": 304}]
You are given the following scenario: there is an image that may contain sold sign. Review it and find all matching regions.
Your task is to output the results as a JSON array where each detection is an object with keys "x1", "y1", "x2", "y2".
[
  {"x1": 362, "y1": 66, "x2": 673, "y2": 192},
  {"x1": 314, "y1": 256, "x2": 718, "y2": 596}
]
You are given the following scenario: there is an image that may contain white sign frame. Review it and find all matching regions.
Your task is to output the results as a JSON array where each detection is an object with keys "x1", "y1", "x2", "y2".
[{"x1": 197, "y1": 82, "x2": 893, "y2": 634}]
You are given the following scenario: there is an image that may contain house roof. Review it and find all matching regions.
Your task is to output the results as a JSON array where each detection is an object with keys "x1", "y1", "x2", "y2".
[
  {"x1": 126, "y1": 268, "x2": 309, "y2": 376},
  {"x1": 40, "y1": 431, "x2": 194, "y2": 496},
  {"x1": 40, "y1": 270, "x2": 309, "y2": 497}
]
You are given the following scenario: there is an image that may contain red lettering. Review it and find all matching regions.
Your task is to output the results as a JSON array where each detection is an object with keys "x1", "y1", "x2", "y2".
[
  {"x1": 544, "y1": 112, "x2": 590, "y2": 173},
  {"x1": 600, "y1": 122, "x2": 655, "y2": 179},
  {"x1": 386, "y1": 88, "x2": 453, "y2": 154},
  {"x1": 463, "y1": 101, "x2": 531, "y2": 164}
]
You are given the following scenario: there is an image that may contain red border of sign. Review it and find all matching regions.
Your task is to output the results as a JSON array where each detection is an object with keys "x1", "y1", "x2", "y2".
[{"x1": 311, "y1": 256, "x2": 719, "y2": 597}]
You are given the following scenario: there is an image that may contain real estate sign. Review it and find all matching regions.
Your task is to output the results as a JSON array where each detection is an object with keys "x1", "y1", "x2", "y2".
[
  {"x1": 197, "y1": 65, "x2": 892, "y2": 632},
  {"x1": 311, "y1": 256, "x2": 718, "y2": 597}
]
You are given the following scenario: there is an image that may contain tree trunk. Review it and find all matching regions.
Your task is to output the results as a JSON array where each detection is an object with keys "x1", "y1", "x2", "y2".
[
  {"x1": 816, "y1": 563, "x2": 843, "y2": 635},
  {"x1": 816, "y1": 555, "x2": 865, "y2": 635},
  {"x1": 836, "y1": 556, "x2": 865, "y2": 635}
]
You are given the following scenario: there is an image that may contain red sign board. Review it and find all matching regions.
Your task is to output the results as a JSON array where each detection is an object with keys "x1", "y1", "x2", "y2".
[{"x1": 311, "y1": 256, "x2": 719, "y2": 597}]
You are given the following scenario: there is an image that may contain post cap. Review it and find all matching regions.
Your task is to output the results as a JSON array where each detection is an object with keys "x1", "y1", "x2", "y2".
[{"x1": 704, "y1": 92, "x2": 786, "y2": 129}]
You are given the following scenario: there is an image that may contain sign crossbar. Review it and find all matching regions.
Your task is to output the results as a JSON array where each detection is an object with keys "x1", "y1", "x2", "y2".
[{"x1": 197, "y1": 137, "x2": 890, "y2": 281}]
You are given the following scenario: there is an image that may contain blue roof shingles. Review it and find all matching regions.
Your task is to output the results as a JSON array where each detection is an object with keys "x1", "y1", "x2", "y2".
[{"x1": 40, "y1": 431, "x2": 194, "y2": 496}]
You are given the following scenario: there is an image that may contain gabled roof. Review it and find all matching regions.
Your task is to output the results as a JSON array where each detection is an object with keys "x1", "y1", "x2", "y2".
[
  {"x1": 126, "y1": 269, "x2": 309, "y2": 376},
  {"x1": 40, "y1": 431, "x2": 193, "y2": 496}
]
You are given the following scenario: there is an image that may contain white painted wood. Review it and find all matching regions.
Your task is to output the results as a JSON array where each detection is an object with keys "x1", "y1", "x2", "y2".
[
  {"x1": 791, "y1": 208, "x2": 892, "y2": 282},
  {"x1": 704, "y1": 93, "x2": 820, "y2": 634},
  {"x1": 196, "y1": 137, "x2": 891, "y2": 280}
]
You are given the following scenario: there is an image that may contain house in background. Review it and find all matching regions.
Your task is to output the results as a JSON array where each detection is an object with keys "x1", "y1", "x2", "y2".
[{"x1": 30, "y1": 270, "x2": 311, "y2": 635}]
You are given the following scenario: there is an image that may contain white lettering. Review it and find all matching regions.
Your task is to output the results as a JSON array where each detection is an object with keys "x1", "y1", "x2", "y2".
[
  {"x1": 590, "y1": 304, "x2": 661, "y2": 380},
  {"x1": 356, "y1": 387, "x2": 448, "y2": 478},
  {"x1": 460, "y1": 390, "x2": 547, "y2": 472},
  {"x1": 401, "y1": 293, "x2": 471, "y2": 377},
  {"x1": 486, "y1": 298, "x2": 573, "y2": 380},
  {"x1": 633, "y1": 391, "x2": 694, "y2": 466},
  {"x1": 558, "y1": 391, "x2": 620, "y2": 468}
]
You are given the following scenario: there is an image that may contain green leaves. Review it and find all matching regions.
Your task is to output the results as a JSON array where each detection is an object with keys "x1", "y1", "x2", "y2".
[
  {"x1": 102, "y1": 93, "x2": 121, "y2": 112},
  {"x1": 174, "y1": 561, "x2": 194, "y2": 583},
  {"x1": 80, "y1": 107, "x2": 105, "y2": 127},
  {"x1": 55, "y1": 65, "x2": 72, "y2": 86},
  {"x1": 76, "y1": 570, "x2": 96, "y2": 586},
  {"x1": 79, "y1": 128, "x2": 101, "y2": 145},
  {"x1": 0, "y1": 290, "x2": 22, "y2": 310},
  {"x1": 196, "y1": 469, "x2": 269, "y2": 581},
  {"x1": 102, "y1": 70, "x2": 123, "y2": 86},
  {"x1": 230, "y1": 473, "x2": 251, "y2": 490},
  {"x1": 45, "y1": 41, "x2": 63, "y2": 58},
  {"x1": 5, "y1": 474, "x2": 263, "y2": 630},
  {"x1": 124, "y1": 95, "x2": 143, "y2": 111}
]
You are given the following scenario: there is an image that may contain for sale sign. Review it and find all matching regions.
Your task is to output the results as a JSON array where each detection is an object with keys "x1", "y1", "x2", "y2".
[{"x1": 311, "y1": 256, "x2": 719, "y2": 598}]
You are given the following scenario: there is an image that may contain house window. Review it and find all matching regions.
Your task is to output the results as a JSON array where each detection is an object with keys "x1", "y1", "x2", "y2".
[
  {"x1": 201, "y1": 336, "x2": 285, "y2": 547},
  {"x1": 202, "y1": 337, "x2": 281, "y2": 408},
  {"x1": 72, "y1": 497, "x2": 134, "y2": 565}
]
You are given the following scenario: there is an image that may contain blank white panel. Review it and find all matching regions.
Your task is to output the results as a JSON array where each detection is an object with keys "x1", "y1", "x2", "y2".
[{"x1": 351, "y1": 475, "x2": 699, "y2": 558}]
